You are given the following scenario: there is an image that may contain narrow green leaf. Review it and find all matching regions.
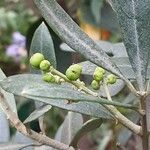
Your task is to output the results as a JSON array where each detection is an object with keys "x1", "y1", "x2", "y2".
[
  {"x1": 29, "y1": 22, "x2": 55, "y2": 131},
  {"x1": 30, "y1": 22, "x2": 56, "y2": 69},
  {"x1": 70, "y1": 118, "x2": 103, "y2": 147},
  {"x1": 55, "y1": 112, "x2": 83, "y2": 145},
  {"x1": 110, "y1": 0, "x2": 150, "y2": 91},
  {"x1": 60, "y1": 41, "x2": 127, "y2": 58},
  {"x1": 24, "y1": 105, "x2": 52, "y2": 123},
  {"x1": 0, "y1": 74, "x2": 114, "y2": 119},
  {"x1": 24, "y1": 98, "x2": 113, "y2": 119},
  {"x1": 0, "y1": 143, "x2": 38, "y2": 150},
  {"x1": 0, "y1": 74, "x2": 137, "y2": 109},
  {"x1": 0, "y1": 69, "x2": 17, "y2": 142},
  {"x1": 0, "y1": 113, "x2": 9, "y2": 142},
  {"x1": 33, "y1": 0, "x2": 128, "y2": 82},
  {"x1": 12, "y1": 132, "x2": 33, "y2": 145},
  {"x1": 0, "y1": 69, "x2": 17, "y2": 114}
]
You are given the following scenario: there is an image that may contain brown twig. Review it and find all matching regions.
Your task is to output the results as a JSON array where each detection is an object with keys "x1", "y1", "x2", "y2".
[
  {"x1": 103, "y1": 82, "x2": 142, "y2": 136},
  {"x1": 140, "y1": 96, "x2": 149, "y2": 150},
  {"x1": 0, "y1": 92, "x2": 74, "y2": 150}
]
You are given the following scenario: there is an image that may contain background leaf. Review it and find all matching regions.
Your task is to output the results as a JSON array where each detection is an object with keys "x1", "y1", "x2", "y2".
[
  {"x1": 12, "y1": 132, "x2": 34, "y2": 150},
  {"x1": 0, "y1": 69, "x2": 17, "y2": 142},
  {"x1": 79, "y1": 0, "x2": 119, "y2": 32},
  {"x1": 110, "y1": 0, "x2": 150, "y2": 91},
  {"x1": 70, "y1": 118, "x2": 103, "y2": 147},
  {"x1": 117, "y1": 111, "x2": 139, "y2": 146},
  {"x1": 91, "y1": 0, "x2": 103, "y2": 24},
  {"x1": 0, "y1": 143, "x2": 37, "y2": 150},
  {"x1": 55, "y1": 112, "x2": 83, "y2": 145},
  {"x1": 24, "y1": 105, "x2": 52, "y2": 123},
  {"x1": 0, "y1": 69, "x2": 17, "y2": 114},
  {"x1": 0, "y1": 113, "x2": 9, "y2": 142},
  {"x1": 33, "y1": 0, "x2": 128, "y2": 82}
]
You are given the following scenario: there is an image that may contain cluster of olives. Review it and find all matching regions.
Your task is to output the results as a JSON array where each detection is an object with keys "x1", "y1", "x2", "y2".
[
  {"x1": 30, "y1": 53, "x2": 117, "y2": 88},
  {"x1": 30, "y1": 53, "x2": 50, "y2": 71},
  {"x1": 91, "y1": 67, "x2": 117, "y2": 90},
  {"x1": 30, "y1": 53, "x2": 62, "y2": 83}
]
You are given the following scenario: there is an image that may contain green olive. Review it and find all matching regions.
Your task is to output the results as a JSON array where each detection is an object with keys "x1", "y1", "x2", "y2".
[
  {"x1": 95, "y1": 67, "x2": 105, "y2": 74},
  {"x1": 91, "y1": 80, "x2": 100, "y2": 90},
  {"x1": 30, "y1": 53, "x2": 44, "y2": 68},
  {"x1": 69, "y1": 64, "x2": 82, "y2": 74},
  {"x1": 106, "y1": 74, "x2": 117, "y2": 84},
  {"x1": 42, "y1": 73, "x2": 55, "y2": 83},
  {"x1": 93, "y1": 71, "x2": 104, "y2": 81},
  {"x1": 65, "y1": 69, "x2": 80, "y2": 81},
  {"x1": 65, "y1": 64, "x2": 82, "y2": 81},
  {"x1": 40, "y1": 60, "x2": 51, "y2": 71}
]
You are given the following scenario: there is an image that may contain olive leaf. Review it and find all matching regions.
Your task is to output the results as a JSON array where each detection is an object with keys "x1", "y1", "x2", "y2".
[
  {"x1": 1, "y1": 74, "x2": 113, "y2": 119},
  {"x1": 70, "y1": 118, "x2": 103, "y2": 147},
  {"x1": 29, "y1": 22, "x2": 56, "y2": 131},
  {"x1": 0, "y1": 69, "x2": 17, "y2": 142},
  {"x1": 109, "y1": 0, "x2": 150, "y2": 91},
  {"x1": 0, "y1": 74, "x2": 137, "y2": 109},
  {"x1": 0, "y1": 143, "x2": 38, "y2": 150},
  {"x1": 0, "y1": 69, "x2": 17, "y2": 114},
  {"x1": 30, "y1": 22, "x2": 57, "y2": 70},
  {"x1": 55, "y1": 112, "x2": 83, "y2": 145},
  {"x1": 33, "y1": 0, "x2": 129, "y2": 83}
]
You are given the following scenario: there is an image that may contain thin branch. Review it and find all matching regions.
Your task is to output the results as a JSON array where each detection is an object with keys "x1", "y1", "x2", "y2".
[
  {"x1": 124, "y1": 79, "x2": 138, "y2": 96},
  {"x1": 146, "y1": 80, "x2": 150, "y2": 96},
  {"x1": 140, "y1": 96, "x2": 149, "y2": 150},
  {"x1": 103, "y1": 82, "x2": 142, "y2": 136},
  {"x1": 0, "y1": 92, "x2": 74, "y2": 150},
  {"x1": 51, "y1": 67, "x2": 98, "y2": 96},
  {"x1": 50, "y1": 67, "x2": 142, "y2": 136}
]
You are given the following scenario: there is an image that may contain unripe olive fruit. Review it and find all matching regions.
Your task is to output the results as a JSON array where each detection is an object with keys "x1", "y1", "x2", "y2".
[
  {"x1": 93, "y1": 71, "x2": 104, "y2": 81},
  {"x1": 30, "y1": 53, "x2": 44, "y2": 68},
  {"x1": 69, "y1": 64, "x2": 82, "y2": 74},
  {"x1": 95, "y1": 67, "x2": 105, "y2": 74},
  {"x1": 42, "y1": 74, "x2": 55, "y2": 83},
  {"x1": 40, "y1": 60, "x2": 51, "y2": 71},
  {"x1": 91, "y1": 80, "x2": 100, "y2": 90},
  {"x1": 66, "y1": 69, "x2": 80, "y2": 81},
  {"x1": 106, "y1": 74, "x2": 117, "y2": 84},
  {"x1": 65, "y1": 64, "x2": 82, "y2": 81}
]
